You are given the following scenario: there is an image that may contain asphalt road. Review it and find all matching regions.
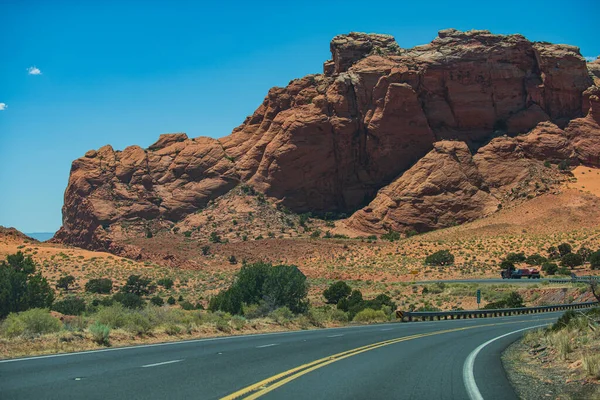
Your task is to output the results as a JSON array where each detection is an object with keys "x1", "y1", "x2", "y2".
[{"x1": 0, "y1": 312, "x2": 562, "y2": 400}]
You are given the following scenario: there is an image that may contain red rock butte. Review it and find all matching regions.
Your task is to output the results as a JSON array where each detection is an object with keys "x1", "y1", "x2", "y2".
[{"x1": 55, "y1": 29, "x2": 600, "y2": 250}]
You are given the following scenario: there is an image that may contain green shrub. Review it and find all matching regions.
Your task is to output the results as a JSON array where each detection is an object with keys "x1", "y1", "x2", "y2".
[
  {"x1": 557, "y1": 266, "x2": 571, "y2": 275},
  {"x1": 125, "y1": 312, "x2": 152, "y2": 335},
  {"x1": 209, "y1": 232, "x2": 222, "y2": 243},
  {"x1": 85, "y1": 278, "x2": 113, "y2": 294},
  {"x1": 113, "y1": 293, "x2": 145, "y2": 309},
  {"x1": 577, "y1": 247, "x2": 593, "y2": 262},
  {"x1": 542, "y1": 262, "x2": 558, "y2": 275},
  {"x1": 156, "y1": 278, "x2": 174, "y2": 290},
  {"x1": 525, "y1": 254, "x2": 547, "y2": 266},
  {"x1": 150, "y1": 296, "x2": 164, "y2": 306},
  {"x1": 269, "y1": 307, "x2": 294, "y2": 324},
  {"x1": 89, "y1": 322, "x2": 110, "y2": 345},
  {"x1": 552, "y1": 310, "x2": 576, "y2": 331},
  {"x1": 230, "y1": 315, "x2": 246, "y2": 330},
  {"x1": 180, "y1": 301, "x2": 195, "y2": 310},
  {"x1": 1, "y1": 309, "x2": 61, "y2": 337},
  {"x1": 323, "y1": 281, "x2": 351, "y2": 304},
  {"x1": 561, "y1": 253, "x2": 583, "y2": 269},
  {"x1": 558, "y1": 243, "x2": 572, "y2": 257},
  {"x1": 483, "y1": 292, "x2": 525, "y2": 309},
  {"x1": 505, "y1": 252, "x2": 526, "y2": 263},
  {"x1": 589, "y1": 251, "x2": 600, "y2": 270},
  {"x1": 353, "y1": 308, "x2": 388, "y2": 323},
  {"x1": 380, "y1": 229, "x2": 401, "y2": 242},
  {"x1": 56, "y1": 275, "x2": 75, "y2": 291},
  {"x1": 122, "y1": 275, "x2": 153, "y2": 296},
  {"x1": 167, "y1": 296, "x2": 176, "y2": 305},
  {"x1": 201, "y1": 246, "x2": 210, "y2": 256},
  {"x1": 425, "y1": 250, "x2": 454, "y2": 266},
  {"x1": 164, "y1": 324, "x2": 182, "y2": 335},
  {"x1": 558, "y1": 160, "x2": 570, "y2": 171},
  {"x1": 95, "y1": 304, "x2": 129, "y2": 328},
  {"x1": 52, "y1": 297, "x2": 87, "y2": 316},
  {"x1": 210, "y1": 262, "x2": 309, "y2": 315},
  {"x1": 0, "y1": 252, "x2": 54, "y2": 318}
]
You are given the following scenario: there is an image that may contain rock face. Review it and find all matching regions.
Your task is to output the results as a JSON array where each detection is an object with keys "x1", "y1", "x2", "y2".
[
  {"x1": 56, "y1": 29, "x2": 600, "y2": 249},
  {"x1": 346, "y1": 141, "x2": 498, "y2": 233},
  {"x1": 55, "y1": 135, "x2": 238, "y2": 248}
]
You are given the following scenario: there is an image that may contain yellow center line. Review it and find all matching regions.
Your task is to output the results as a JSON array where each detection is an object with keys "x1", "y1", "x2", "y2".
[{"x1": 221, "y1": 318, "x2": 554, "y2": 400}]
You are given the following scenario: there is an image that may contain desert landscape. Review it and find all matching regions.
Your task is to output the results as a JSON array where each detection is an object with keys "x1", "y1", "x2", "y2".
[{"x1": 2, "y1": 25, "x2": 600, "y2": 399}]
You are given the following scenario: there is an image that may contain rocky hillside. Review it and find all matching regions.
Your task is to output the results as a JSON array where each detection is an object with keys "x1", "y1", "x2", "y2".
[{"x1": 55, "y1": 29, "x2": 600, "y2": 251}]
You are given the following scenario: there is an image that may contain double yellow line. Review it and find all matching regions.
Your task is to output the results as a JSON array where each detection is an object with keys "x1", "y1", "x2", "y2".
[{"x1": 221, "y1": 319, "x2": 551, "y2": 399}]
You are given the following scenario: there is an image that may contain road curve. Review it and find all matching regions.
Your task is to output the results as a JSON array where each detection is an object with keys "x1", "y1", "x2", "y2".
[{"x1": 0, "y1": 312, "x2": 561, "y2": 400}]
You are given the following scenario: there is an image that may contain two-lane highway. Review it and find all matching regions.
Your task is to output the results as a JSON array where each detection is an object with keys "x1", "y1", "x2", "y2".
[{"x1": 0, "y1": 312, "x2": 562, "y2": 399}]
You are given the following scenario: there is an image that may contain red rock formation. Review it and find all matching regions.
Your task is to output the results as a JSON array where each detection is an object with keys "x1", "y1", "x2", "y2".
[
  {"x1": 566, "y1": 93, "x2": 600, "y2": 166},
  {"x1": 346, "y1": 141, "x2": 498, "y2": 233},
  {"x1": 56, "y1": 29, "x2": 599, "y2": 248}
]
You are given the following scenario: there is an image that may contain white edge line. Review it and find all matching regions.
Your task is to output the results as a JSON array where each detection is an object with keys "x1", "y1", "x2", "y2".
[
  {"x1": 463, "y1": 323, "x2": 549, "y2": 400},
  {"x1": 141, "y1": 359, "x2": 183, "y2": 368},
  {"x1": 256, "y1": 343, "x2": 278, "y2": 348},
  {"x1": 327, "y1": 334, "x2": 344, "y2": 338}
]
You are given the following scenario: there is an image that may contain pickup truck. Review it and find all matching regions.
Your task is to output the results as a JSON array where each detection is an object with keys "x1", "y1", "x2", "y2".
[{"x1": 501, "y1": 268, "x2": 541, "y2": 279}]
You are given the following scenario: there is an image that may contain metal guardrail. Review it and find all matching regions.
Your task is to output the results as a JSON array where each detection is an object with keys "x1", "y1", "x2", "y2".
[
  {"x1": 542, "y1": 276, "x2": 600, "y2": 284},
  {"x1": 396, "y1": 301, "x2": 598, "y2": 322}
]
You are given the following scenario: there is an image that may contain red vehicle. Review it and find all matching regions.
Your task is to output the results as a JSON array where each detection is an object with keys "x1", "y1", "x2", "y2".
[{"x1": 501, "y1": 268, "x2": 541, "y2": 279}]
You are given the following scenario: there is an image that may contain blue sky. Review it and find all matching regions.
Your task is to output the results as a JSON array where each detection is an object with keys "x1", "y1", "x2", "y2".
[{"x1": 1, "y1": 0, "x2": 598, "y2": 233}]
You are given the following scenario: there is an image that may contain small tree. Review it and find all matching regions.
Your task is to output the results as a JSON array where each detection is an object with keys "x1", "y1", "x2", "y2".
[
  {"x1": 380, "y1": 229, "x2": 401, "y2": 242},
  {"x1": 577, "y1": 247, "x2": 593, "y2": 262},
  {"x1": 500, "y1": 260, "x2": 515, "y2": 277},
  {"x1": 558, "y1": 243, "x2": 572, "y2": 257},
  {"x1": 590, "y1": 281, "x2": 600, "y2": 302},
  {"x1": 323, "y1": 281, "x2": 352, "y2": 304},
  {"x1": 0, "y1": 252, "x2": 54, "y2": 318},
  {"x1": 558, "y1": 160, "x2": 570, "y2": 171},
  {"x1": 590, "y1": 251, "x2": 600, "y2": 270},
  {"x1": 525, "y1": 254, "x2": 547, "y2": 266},
  {"x1": 201, "y1": 245, "x2": 210, "y2": 256},
  {"x1": 547, "y1": 246, "x2": 560, "y2": 260},
  {"x1": 541, "y1": 262, "x2": 558, "y2": 275},
  {"x1": 52, "y1": 297, "x2": 87, "y2": 315},
  {"x1": 150, "y1": 296, "x2": 164, "y2": 306},
  {"x1": 157, "y1": 277, "x2": 174, "y2": 290},
  {"x1": 85, "y1": 278, "x2": 113, "y2": 294},
  {"x1": 167, "y1": 296, "x2": 176, "y2": 305},
  {"x1": 561, "y1": 253, "x2": 583, "y2": 269},
  {"x1": 209, "y1": 232, "x2": 222, "y2": 243},
  {"x1": 425, "y1": 250, "x2": 454, "y2": 266},
  {"x1": 229, "y1": 255, "x2": 238, "y2": 265},
  {"x1": 122, "y1": 275, "x2": 153, "y2": 296},
  {"x1": 262, "y1": 265, "x2": 309, "y2": 314},
  {"x1": 113, "y1": 292, "x2": 145, "y2": 309},
  {"x1": 505, "y1": 252, "x2": 526, "y2": 263},
  {"x1": 56, "y1": 275, "x2": 75, "y2": 291}
]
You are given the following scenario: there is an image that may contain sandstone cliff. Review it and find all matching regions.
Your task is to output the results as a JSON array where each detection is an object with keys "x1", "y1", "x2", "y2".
[{"x1": 55, "y1": 29, "x2": 599, "y2": 250}]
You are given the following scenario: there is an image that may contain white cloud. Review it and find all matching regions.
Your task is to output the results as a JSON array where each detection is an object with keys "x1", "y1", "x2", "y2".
[
  {"x1": 584, "y1": 56, "x2": 598, "y2": 62},
  {"x1": 27, "y1": 66, "x2": 42, "y2": 75},
  {"x1": 0, "y1": 103, "x2": 7, "y2": 111}
]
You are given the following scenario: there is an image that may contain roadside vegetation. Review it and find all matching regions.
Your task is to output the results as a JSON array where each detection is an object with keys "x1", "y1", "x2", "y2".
[
  {"x1": 0, "y1": 253, "x2": 399, "y2": 359},
  {"x1": 504, "y1": 307, "x2": 600, "y2": 399}
]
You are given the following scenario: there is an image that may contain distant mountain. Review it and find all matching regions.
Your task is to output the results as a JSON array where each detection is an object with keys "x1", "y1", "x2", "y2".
[{"x1": 24, "y1": 232, "x2": 55, "y2": 242}]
